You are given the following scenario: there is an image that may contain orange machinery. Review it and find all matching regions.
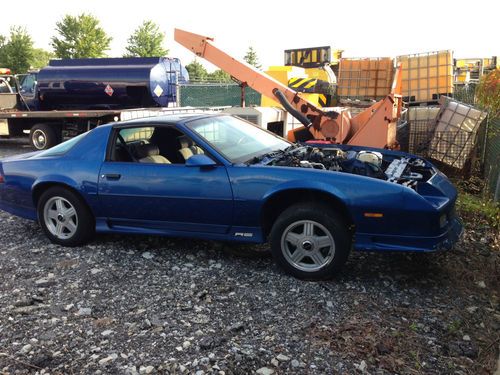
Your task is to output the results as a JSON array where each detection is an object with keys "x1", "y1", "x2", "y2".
[{"x1": 175, "y1": 29, "x2": 402, "y2": 148}]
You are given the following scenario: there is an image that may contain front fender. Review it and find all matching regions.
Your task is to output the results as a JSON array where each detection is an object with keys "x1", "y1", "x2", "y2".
[
  {"x1": 261, "y1": 178, "x2": 351, "y2": 206},
  {"x1": 259, "y1": 172, "x2": 408, "y2": 236},
  {"x1": 228, "y1": 165, "x2": 406, "y2": 228}
]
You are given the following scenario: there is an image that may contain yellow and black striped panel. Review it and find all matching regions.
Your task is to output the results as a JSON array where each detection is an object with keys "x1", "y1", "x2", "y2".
[
  {"x1": 284, "y1": 46, "x2": 331, "y2": 68},
  {"x1": 318, "y1": 94, "x2": 327, "y2": 107},
  {"x1": 288, "y1": 77, "x2": 318, "y2": 91}
]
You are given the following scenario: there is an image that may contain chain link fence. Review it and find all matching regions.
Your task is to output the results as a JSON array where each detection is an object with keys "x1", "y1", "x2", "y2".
[
  {"x1": 453, "y1": 83, "x2": 477, "y2": 104},
  {"x1": 452, "y1": 83, "x2": 499, "y2": 200},
  {"x1": 484, "y1": 117, "x2": 500, "y2": 200},
  {"x1": 179, "y1": 83, "x2": 261, "y2": 107}
]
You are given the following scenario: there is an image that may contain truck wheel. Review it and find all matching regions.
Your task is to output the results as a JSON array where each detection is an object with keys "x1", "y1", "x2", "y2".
[
  {"x1": 30, "y1": 124, "x2": 58, "y2": 150},
  {"x1": 269, "y1": 203, "x2": 351, "y2": 280}
]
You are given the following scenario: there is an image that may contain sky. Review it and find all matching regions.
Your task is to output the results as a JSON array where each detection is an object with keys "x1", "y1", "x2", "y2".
[{"x1": 1, "y1": 0, "x2": 498, "y2": 71}]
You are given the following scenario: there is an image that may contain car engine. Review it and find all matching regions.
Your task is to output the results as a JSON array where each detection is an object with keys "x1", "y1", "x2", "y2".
[{"x1": 265, "y1": 146, "x2": 435, "y2": 189}]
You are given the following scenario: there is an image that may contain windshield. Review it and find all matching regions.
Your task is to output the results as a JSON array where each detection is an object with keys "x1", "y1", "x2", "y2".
[
  {"x1": 187, "y1": 115, "x2": 290, "y2": 163},
  {"x1": 37, "y1": 132, "x2": 87, "y2": 157}
]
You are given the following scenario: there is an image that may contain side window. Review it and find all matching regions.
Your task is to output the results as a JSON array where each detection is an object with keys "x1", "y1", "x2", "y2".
[
  {"x1": 19, "y1": 74, "x2": 36, "y2": 94},
  {"x1": 110, "y1": 126, "x2": 204, "y2": 165}
]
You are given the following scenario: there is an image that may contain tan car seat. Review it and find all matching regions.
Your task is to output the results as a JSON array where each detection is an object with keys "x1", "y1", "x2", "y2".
[
  {"x1": 178, "y1": 136, "x2": 204, "y2": 161},
  {"x1": 135, "y1": 144, "x2": 171, "y2": 164}
]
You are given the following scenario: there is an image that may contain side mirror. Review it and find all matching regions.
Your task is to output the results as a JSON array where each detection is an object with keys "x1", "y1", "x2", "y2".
[{"x1": 185, "y1": 154, "x2": 217, "y2": 168}]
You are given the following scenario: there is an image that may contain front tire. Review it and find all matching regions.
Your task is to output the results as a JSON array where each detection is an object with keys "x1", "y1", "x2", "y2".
[
  {"x1": 37, "y1": 187, "x2": 95, "y2": 247},
  {"x1": 269, "y1": 203, "x2": 351, "y2": 280}
]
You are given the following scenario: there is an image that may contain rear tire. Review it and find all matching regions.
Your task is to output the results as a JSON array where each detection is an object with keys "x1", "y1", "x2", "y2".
[
  {"x1": 37, "y1": 186, "x2": 95, "y2": 247},
  {"x1": 269, "y1": 203, "x2": 351, "y2": 280},
  {"x1": 30, "y1": 124, "x2": 59, "y2": 150}
]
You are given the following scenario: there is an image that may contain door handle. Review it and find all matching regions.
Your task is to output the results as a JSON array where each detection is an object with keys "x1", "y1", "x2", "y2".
[{"x1": 102, "y1": 173, "x2": 121, "y2": 180}]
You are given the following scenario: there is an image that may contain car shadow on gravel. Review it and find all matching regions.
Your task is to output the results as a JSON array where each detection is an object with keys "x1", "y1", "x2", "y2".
[
  {"x1": 82, "y1": 231, "x2": 452, "y2": 286},
  {"x1": 339, "y1": 251, "x2": 447, "y2": 283},
  {"x1": 4, "y1": 203, "x2": 461, "y2": 288},
  {"x1": 15, "y1": 219, "x2": 452, "y2": 284}
]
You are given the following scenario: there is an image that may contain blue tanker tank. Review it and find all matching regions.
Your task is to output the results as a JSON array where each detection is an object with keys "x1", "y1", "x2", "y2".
[{"x1": 35, "y1": 57, "x2": 189, "y2": 110}]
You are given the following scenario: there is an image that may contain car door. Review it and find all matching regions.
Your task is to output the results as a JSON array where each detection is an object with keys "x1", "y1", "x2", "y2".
[{"x1": 97, "y1": 125, "x2": 233, "y2": 234}]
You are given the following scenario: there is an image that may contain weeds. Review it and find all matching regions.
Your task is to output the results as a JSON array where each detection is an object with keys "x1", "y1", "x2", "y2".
[
  {"x1": 447, "y1": 319, "x2": 462, "y2": 334},
  {"x1": 456, "y1": 191, "x2": 500, "y2": 231}
]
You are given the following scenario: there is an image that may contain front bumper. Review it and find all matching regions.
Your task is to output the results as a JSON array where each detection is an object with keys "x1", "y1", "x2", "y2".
[{"x1": 354, "y1": 217, "x2": 463, "y2": 252}]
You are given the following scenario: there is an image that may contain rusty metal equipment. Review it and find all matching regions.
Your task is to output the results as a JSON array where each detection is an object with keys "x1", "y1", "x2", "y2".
[
  {"x1": 402, "y1": 98, "x2": 488, "y2": 173},
  {"x1": 396, "y1": 51, "x2": 454, "y2": 104},
  {"x1": 337, "y1": 58, "x2": 395, "y2": 101},
  {"x1": 174, "y1": 29, "x2": 403, "y2": 149},
  {"x1": 427, "y1": 97, "x2": 487, "y2": 170}
]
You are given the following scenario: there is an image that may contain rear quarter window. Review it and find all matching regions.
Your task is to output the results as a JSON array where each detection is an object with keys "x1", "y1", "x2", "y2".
[{"x1": 37, "y1": 132, "x2": 87, "y2": 157}]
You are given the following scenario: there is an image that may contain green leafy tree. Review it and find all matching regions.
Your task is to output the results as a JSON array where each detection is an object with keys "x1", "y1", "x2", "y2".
[
  {"x1": 185, "y1": 59, "x2": 208, "y2": 81},
  {"x1": 51, "y1": 13, "x2": 112, "y2": 58},
  {"x1": 0, "y1": 26, "x2": 34, "y2": 73},
  {"x1": 30, "y1": 48, "x2": 54, "y2": 69},
  {"x1": 476, "y1": 69, "x2": 499, "y2": 119},
  {"x1": 208, "y1": 69, "x2": 231, "y2": 82},
  {"x1": 244, "y1": 46, "x2": 261, "y2": 69},
  {"x1": 124, "y1": 21, "x2": 168, "y2": 57}
]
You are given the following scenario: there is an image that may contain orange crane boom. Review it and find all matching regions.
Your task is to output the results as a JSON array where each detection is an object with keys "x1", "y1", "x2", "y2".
[{"x1": 175, "y1": 28, "x2": 402, "y2": 148}]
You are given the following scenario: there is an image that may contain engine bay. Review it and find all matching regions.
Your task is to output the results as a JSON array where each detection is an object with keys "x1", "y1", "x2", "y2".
[{"x1": 261, "y1": 146, "x2": 436, "y2": 189}]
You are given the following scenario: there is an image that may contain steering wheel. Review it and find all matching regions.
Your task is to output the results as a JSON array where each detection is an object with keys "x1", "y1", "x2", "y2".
[{"x1": 117, "y1": 134, "x2": 137, "y2": 162}]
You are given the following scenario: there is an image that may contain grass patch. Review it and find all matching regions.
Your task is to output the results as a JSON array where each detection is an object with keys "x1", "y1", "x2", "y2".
[{"x1": 456, "y1": 192, "x2": 500, "y2": 230}]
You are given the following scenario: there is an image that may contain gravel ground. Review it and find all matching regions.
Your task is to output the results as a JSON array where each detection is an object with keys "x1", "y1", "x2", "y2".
[{"x1": 0, "y1": 138, "x2": 499, "y2": 375}]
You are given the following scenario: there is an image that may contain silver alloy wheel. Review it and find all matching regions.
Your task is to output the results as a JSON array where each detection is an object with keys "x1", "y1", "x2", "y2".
[
  {"x1": 43, "y1": 196, "x2": 78, "y2": 239},
  {"x1": 32, "y1": 129, "x2": 47, "y2": 150},
  {"x1": 281, "y1": 220, "x2": 335, "y2": 272}
]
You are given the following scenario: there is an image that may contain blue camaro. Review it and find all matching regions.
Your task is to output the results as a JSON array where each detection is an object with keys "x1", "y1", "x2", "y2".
[{"x1": 0, "y1": 113, "x2": 462, "y2": 279}]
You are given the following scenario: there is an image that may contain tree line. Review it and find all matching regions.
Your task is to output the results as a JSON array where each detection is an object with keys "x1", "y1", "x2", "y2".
[{"x1": 0, "y1": 13, "x2": 261, "y2": 83}]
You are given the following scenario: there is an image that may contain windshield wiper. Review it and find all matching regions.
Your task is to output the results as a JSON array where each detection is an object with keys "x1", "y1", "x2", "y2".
[
  {"x1": 245, "y1": 148, "x2": 289, "y2": 165},
  {"x1": 244, "y1": 144, "x2": 300, "y2": 165},
  {"x1": 283, "y1": 144, "x2": 299, "y2": 152}
]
